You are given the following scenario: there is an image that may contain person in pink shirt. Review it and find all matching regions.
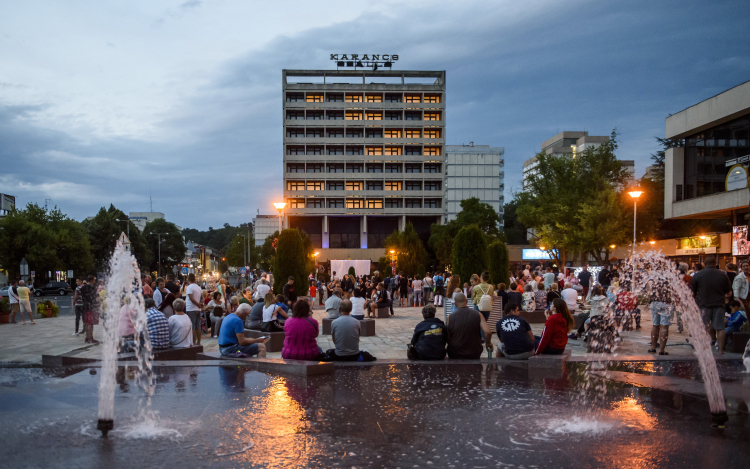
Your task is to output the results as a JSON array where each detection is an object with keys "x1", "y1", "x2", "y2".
[{"x1": 282, "y1": 300, "x2": 322, "y2": 360}]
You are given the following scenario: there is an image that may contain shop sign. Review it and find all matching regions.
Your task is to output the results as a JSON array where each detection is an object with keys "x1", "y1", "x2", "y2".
[
  {"x1": 675, "y1": 247, "x2": 717, "y2": 255},
  {"x1": 676, "y1": 234, "x2": 720, "y2": 251},
  {"x1": 725, "y1": 164, "x2": 748, "y2": 191},
  {"x1": 522, "y1": 249, "x2": 553, "y2": 260}
]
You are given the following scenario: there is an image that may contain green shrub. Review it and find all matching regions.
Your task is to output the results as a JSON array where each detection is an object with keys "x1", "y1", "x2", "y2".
[
  {"x1": 272, "y1": 228, "x2": 309, "y2": 296},
  {"x1": 417, "y1": 264, "x2": 426, "y2": 279},
  {"x1": 452, "y1": 225, "x2": 487, "y2": 285},
  {"x1": 487, "y1": 241, "x2": 510, "y2": 287}
]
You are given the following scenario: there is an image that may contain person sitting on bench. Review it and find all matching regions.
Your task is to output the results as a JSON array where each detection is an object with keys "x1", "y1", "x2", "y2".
[
  {"x1": 329, "y1": 300, "x2": 375, "y2": 361},
  {"x1": 534, "y1": 298, "x2": 574, "y2": 355},
  {"x1": 261, "y1": 292, "x2": 288, "y2": 332},
  {"x1": 408, "y1": 304, "x2": 446, "y2": 360},
  {"x1": 445, "y1": 293, "x2": 492, "y2": 359},
  {"x1": 495, "y1": 303, "x2": 535, "y2": 360},
  {"x1": 219, "y1": 303, "x2": 267, "y2": 358}
]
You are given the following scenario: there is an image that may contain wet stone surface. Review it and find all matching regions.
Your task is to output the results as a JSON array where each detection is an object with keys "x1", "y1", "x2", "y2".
[{"x1": 0, "y1": 363, "x2": 748, "y2": 468}]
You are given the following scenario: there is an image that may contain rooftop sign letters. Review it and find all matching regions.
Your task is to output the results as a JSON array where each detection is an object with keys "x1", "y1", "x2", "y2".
[{"x1": 331, "y1": 54, "x2": 399, "y2": 70}]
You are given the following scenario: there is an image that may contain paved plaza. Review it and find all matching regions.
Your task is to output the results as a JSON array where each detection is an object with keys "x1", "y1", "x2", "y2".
[{"x1": 0, "y1": 301, "x2": 742, "y2": 364}]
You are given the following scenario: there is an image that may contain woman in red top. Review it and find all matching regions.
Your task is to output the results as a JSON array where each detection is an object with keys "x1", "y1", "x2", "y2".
[{"x1": 535, "y1": 298, "x2": 575, "y2": 355}]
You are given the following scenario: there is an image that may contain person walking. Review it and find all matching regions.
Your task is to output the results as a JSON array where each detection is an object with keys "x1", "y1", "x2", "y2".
[
  {"x1": 80, "y1": 275, "x2": 98, "y2": 343},
  {"x1": 472, "y1": 271, "x2": 495, "y2": 324},
  {"x1": 690, "y1": 255, "x2": 732, "y2": 355},
  {"x1": 16, "y1": 280, "x2": 35, "y2": 325},
  {"x1": 72, "y1": 277, "x2": 84, "y2": 335},
  {"x1": 8, "y1": 278, "x2": 19, "y2": 324}
]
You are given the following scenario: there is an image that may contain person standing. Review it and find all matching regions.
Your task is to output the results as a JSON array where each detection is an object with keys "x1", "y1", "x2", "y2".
[
  {"x1": 16, "y1": 280, "x2": 35, "y2": 325},
  {"x1": 80, "y1": 275, "x2": 98, "y2": 343},
  {"x1": 8, "y1": 278, "x2": 19, "y2": 324},
  {"x1": 398, "y1": 272, "x2": 408, "y2": 307},
  {"x1": 153, "y1": 277, "x2": 166, "y2": 309},
  {"x1": 184, "y1": 274, "x2": 203, "y2": 346},
  {"x1": 282, "y1": 276, "x2": 297, "y2": 308},
  {"x1": 142, "y1": 275, "x2": 153, "y2": 298},
  {"x1": 72, "y1": 278, "x2": 84, "y2": 335},
  {"x1": 597, "y1": 265, "x2": 611, "y2": 290},
  {"x1": 412, "y1": 276, "x2": 423, "y2": 307},
  {"x1": 577, "y1": 266, "x2": 592, "y2": 303},
  {"x1": 471, "y1": 271, "x2": 494, "y2": 323},
  {"x1": 690, "y1": 255, "x2": 732, "y2": 355},
  {"x1": 648, "y1": 279, "x2": 673, "y2": 355},
  {"x1": 732, "y1": 261, "x2": 749, "y2": 313},
  {"x1": 543, "y1": 267, "x2": 556, "y2": 290}
]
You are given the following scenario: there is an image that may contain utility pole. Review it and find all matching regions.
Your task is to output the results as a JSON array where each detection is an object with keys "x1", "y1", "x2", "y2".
[{"x1": 155, "y1": 233, "x2": 168, "y2": 277}]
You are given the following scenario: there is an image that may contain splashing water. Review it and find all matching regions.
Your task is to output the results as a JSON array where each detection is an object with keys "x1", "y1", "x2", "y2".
[
  {"x1": 744, "y1": 339, "x2": 750, "y2": 373},
  {"x1": 97, "y1": 235, "x2": 155, "y2": 436},
  {"x1": 578, "y1": 250, "x2": 726, "y2": 417}
]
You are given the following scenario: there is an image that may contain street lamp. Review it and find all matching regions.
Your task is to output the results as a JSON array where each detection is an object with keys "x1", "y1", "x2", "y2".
[
  {"x1": 273, "y1": 202, "x2": 286, "y2": 234},
  {"x1": 155, "y1": 233, "x2": 168, "y2": 277},
  {"x1": 627, "y1": 189, "x2": 643, "y2": 291}
]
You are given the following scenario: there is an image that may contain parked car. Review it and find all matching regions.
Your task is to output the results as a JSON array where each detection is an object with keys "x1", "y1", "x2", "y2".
[
  {"x1": 0, "y1": 286, "x2": 9, "y2": 298},
  {"x1": 34, "y1": 282, "x2": 73, "y2": 297}
]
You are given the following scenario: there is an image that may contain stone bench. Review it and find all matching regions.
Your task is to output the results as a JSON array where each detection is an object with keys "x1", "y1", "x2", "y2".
[
  {"x1": 119, "y1": 345, "x2": 204, "y2": 361},
  {"x1": 729, "y1": 331, "x2": 750, "y2": 354},
  {"x1": 321, "y1": 317, "x2": 375, "y2": 336},
  {"x1": 197, "y1": 352, "x2": 334, "y2": 376},
  {"x1": 322, "y1": 317, "x2": 334, "y2": 335},
  {"x1": 376, "y1": 305, "x2": 390, "y2": 318},
  {"x1": 244, "y1": 329, "x2": 285, "y2": 353}
]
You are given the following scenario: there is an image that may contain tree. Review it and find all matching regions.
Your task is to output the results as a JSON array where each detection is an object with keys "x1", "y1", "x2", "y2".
[
  {"x1": 417, "y1": 264, "x2": 426, "y2": 280},
  {"x1": 502, "y1": 200, "x2": 528, "y2": 245},
  {"x1": 83, "y1": 204, "x2": 152, "y2": 272},
  {"x1": 576, "y1": 189, "x2": 630, "y2": 264},
  {"x1": 428, "y1": 223, "x2": 455, "y2": 269},
  {"x1": 487, "y1": 241, "x2": 510, "y2": 287},
  {"x1": 384, "y1": 222, "x2": 428, "y2": 276},
  {"x1": 143, "y1": 218, "x2": 186, "y2": 276},
  {"x1": 272, "y1": 229, "x2": 309, "y2": 296},
  {"x1": 0, "y1": 203, "x2": 93, "y2": 282},
  {"x1": 258, "y1": 231, "x2": 279, "y2": 271},
  {"x1": 225, "y1": 234, "x2": 247, "y2": 267},
  {"x1": 181, "y1": 223, "x2": 252, "y2": 254},
  {"x1": 452, "y1": 225, "x2": 487, "y2": 284}
]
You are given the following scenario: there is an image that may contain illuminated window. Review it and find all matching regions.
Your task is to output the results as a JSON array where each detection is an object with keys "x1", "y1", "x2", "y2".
[
  {"x1": 366, "y1": 163, "x2": 383, "y2": 173},
  {"x1": 385, "y1": 93, "x2": 402, "y2": 103},
  {"x1": 424, "y1": 112, "x2": 441, "y2": 121},
  {"x1": 425, "y1": 181, "x2": 441, "y2": 191},
  {"x1": 328, "y1": 199, "x2": 344, "y2": 208},
  {"x1": 423, "y1": 94, "x2": 441, "y2": 103},
  {"x1": 424, "y1": 199, "x2": 441, "y2": 208},
  {"x1": 365, "y1": 111, "x2": 382, "y2": 120},
  {"x1": 286, "y1": 93, "x2": 303, "y2": 102},
  {"x1": 327, "y1": 147, "x2": 344, "y2": 155},
  {"x1": 405, "y1": 146, "x2": 422, "y2": 155},
  {"x1": 345, "y1": 111, "x2": 363, "y2": 120},
  {"x1": 346, "y1": 128, "x2": 363, "y2": 138},
  {"x1": 306, "y1": 128, "x2": 323, "y2": 138},
  {"x1": 286, "y1": 128, "x2": 304, "y2": 137},
  {"x1": 424, "y1": 163, "x2": 441, "y2": 173},
  {"x1": 306, "y1": 94, "x2": 323, "y2": 103},
  {"x1": 306, "y1": 181, "x2": 324, "y2": 190},
  {"x1": 366, "y1": 147, "x2": 383, "y2": 156},
  {"x1": 286, "y1": 146, "x2": 304, "y2": 155},
  {"x1": 366, "y1": 199, "x2": 383, "y2": 209},
  {"x1": 366, "y1": 181, "x2": 383, "y2": 190},
  {"x1": 345, "y1": 94, "x2": 363, "y2": 102},
  {"x1": 346, "y1": 198, "x2": 363, "y2": 209},
  {"x1": 287, "y1": 181, "x2": 305, "y2": 190},
  {"x1": 384, "y1": 146, "x2": 402, "y2": 155},
  {"x1": 366, "y1": 129, "x2": 383, "y2": 138},
  {"x1": 327, "y1": 181, "x2": 344, "y2": 190},
  {"x1": 288, "y1": 198, "x2": 305, "y2": 208},
  {"x1": 405, "y1": 112, "x2": 421, "y2": 121},
  {"x1": 306, "y1": 147, "x2": 323, "y2": 155},
  {"x1": 385, "y1": 164, "x2": 402, "y2": 173},
  {"x1": 327, "y1": 163, "x2": 344, "y2": 173},
  {"x1": 424, "y1": 146, "x2": 441, "y2": 156},
  {"x1": 306, "y1": 111, "x2": 323, "y2": 120},
  {"x1": 405, "y1": 129, "x2": 421, "y2": 138},
  {"x1": 385, "y1": 198, "x2": 402, "y2": 208},
  {"x1": 405, "y1": 199, "x2": 422, "y2": 208},
  {"x1": 327, "y1": 128, "x2": 344, "y2": 138},
  {"x1": 326, "y1": 93, "x2": 344, "y2": 102},
  {"x1": 346, "y1": 181, "x2": 363, "y2": 190},
  {"x1": 405, "y1": 164, "x2": 421, "y2": 173},
  {"x1": 306, "y1": 198, "x2": 324, "y2": 208},
  {"x1": 385, "y1": 181, "x2": 402, "y2": 190},
  {"x1": 326, "y1": 111, "x2": 344, "y2": 120},
  {"x1": 405, "y1": 181, "x2": 421, "y2": 190},
  {"x1": 385, "y1": 111, "x2": 402, "y2": 120},
  {"x1": 365, "y1": 94, "x2": 383, "y2": 102},
  {"x1": 286, "y1": 163, "x2": 305, "y2": 173},
  {"x1": 306, "y1": 163, "x2": 324, "y2": 173},
  {"x1": 286, "y1": 111, "x2": 304, "y2": 120},
  {"x1": 424, "y1": 129, "x2": 441, "y2": 138},
  {"x1": 346, "y1": 163, "x2": 363, "y2": 173},
  {"x1": 404, "y1": 94, "x2": 421, "y2": 103},
  {"x1": 385, "y1": 130, "x2": 402, "y2": 138}
]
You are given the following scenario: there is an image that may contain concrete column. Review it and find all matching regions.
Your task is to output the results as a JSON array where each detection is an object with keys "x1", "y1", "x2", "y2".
[
  {"x1": 322, "y1": 216, "x2": 329, "y2": 249},
  {"x1": 399, "y1": 215, "x2": 406, "y2": 231},
  {"x1": 360, "y1": 215, "x2": 368, "y2": 249}
]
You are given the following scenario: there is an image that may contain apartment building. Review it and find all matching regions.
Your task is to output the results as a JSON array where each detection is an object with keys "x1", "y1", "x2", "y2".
[{"x1": 444, "y1": 144, "x2": 505, "y2": 225}]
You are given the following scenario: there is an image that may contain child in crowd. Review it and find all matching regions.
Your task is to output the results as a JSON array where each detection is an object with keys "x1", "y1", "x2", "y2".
[{"x1": 725, "y1": 299, "x2": 747, "y2": 348}]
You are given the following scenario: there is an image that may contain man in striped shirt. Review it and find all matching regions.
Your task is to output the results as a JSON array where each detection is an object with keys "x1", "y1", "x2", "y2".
[{"x1": 145, "y1": 298, "x2": 170, "y2": 350}]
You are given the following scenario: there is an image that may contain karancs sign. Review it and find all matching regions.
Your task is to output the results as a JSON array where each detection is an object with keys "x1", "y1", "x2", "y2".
[{"x1": 330, "y1": 54, "x2": 399, "y2": 61}]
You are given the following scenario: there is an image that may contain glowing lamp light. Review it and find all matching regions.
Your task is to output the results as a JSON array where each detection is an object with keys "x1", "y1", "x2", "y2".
[
  {"x1": 273, "y1": 202, "x2": 287, "y2": 210},
  {"x1": 628, "y1": 190, "x2": 643, "y2": 199},
  {"x1": 389, "y1": 250, "x2": 395, "y2": 254},
  {"x1": 649, "y1": 241, "x2": 656, "y2": 245},
  {"x1": 699, "y1": 235, "x2": 706, "y2": 240},
  {"x1": 539, "y1": 246, "x2": 545, "y2": 250},
  {"x1": 610, "y1": 245, "x2": 616, "y2": 249},
  {"x1": 314, "y1": 252, "x2": 319, "y2": 257}
]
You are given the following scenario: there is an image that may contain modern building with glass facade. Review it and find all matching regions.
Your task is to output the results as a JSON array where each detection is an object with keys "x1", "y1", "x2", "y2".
[
  {"x1": 664, "y1": 79, "x2": 749, "y2": 223},
  {"x1": 252, "y1": 214, "x2": 280, "y2": 247},
  {"x1": 281, "y1": 69, "x2": 446, "y2": 262},
  {"x1": 444, "y1": 144, "x2": 504, "y2": 224}
]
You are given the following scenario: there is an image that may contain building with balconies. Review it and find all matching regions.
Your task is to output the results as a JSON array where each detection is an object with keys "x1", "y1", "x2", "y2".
[
  {"x1": 444, "y1": 144, "x2": 505, "y2": 225},
  {"x1": 282, "y1": 69, "x2": 446, "y2": 262}
]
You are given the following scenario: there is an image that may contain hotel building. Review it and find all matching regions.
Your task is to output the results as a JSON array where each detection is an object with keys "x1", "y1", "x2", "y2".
[{"x1": 281, "y1": 69, "x2": 446, "y2": 262}]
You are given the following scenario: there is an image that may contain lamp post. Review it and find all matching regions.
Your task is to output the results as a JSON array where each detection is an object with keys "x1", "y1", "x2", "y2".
[
  {"x1": 155, "y1": 233, "x2": 168, "y2": 277},
  {"x1": 628, "y1": 189, "x2": 643, "y2": 292},
  {"x1": 273, "y1": 202, "x2": 286, "y2": 234},
  {"x1": 239, "y1": 234, "x2": 248, "y2": 269}
]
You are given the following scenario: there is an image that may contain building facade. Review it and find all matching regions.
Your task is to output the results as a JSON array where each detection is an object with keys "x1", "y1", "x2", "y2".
[
  {"x1": 253, "y1": 214, "x2": 280, "y2": 247},
  {"x1": 522, "y1": 131, "x2": 634, "y2": 189},
  {"x1": 664, "y1": 79, "x2": 749, "y2": 236},
  {"x1": 282, "y1": 69, "x2": 446, "y2": 262},
  {"x1": 128, "y1": 212, "x2": 165, "y2": 231},
  {"x1": 444, "y1": 144, "x2": 505, "y2": 224}
]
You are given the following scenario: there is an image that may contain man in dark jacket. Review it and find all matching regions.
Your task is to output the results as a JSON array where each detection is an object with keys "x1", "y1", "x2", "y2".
[
  {"x1": 445, "y1": 293, "x2": 492, "y2": 359},
  {"x1": 597, "y1": 265, "x2": 611, "y2": 289},
  {"x1": 690, "y1": 255, "x2": 732, "y2": 354},
  {"x1": 282, "y1": 276, "x2": 296, "y2": 307},
  {"x1": 408, "y1": 305, "x2": 446, "y2": 360}
]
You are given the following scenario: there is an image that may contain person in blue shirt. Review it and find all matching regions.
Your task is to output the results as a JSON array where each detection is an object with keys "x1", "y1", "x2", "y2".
[
  {"x1": 726, "y1": 299, "x2": 747, "y2": 348},
  {"x1": 218, "y1": 303, "x2": 268, "y2": 357}
]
